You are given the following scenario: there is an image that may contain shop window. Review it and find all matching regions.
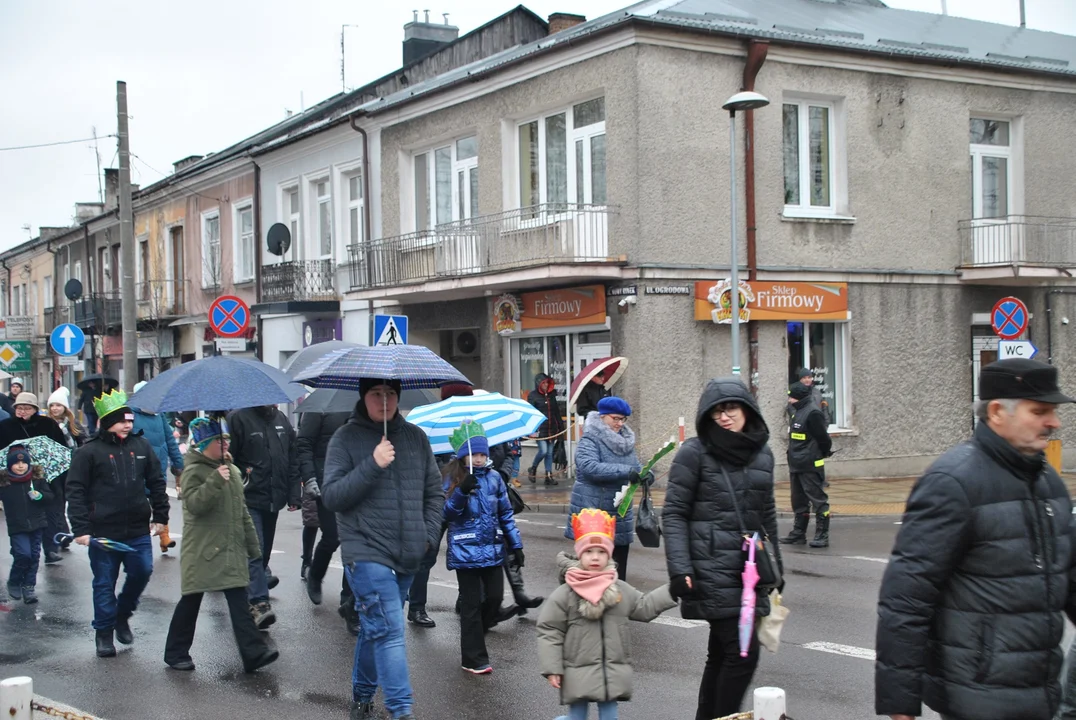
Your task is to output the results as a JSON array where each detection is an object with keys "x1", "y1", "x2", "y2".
[
  {"x1": 515, "y1": 335, "x2": 569, "y2": 404},
  {"x1": 786, "y1": 321, "x2": 849, "y2": 428}
]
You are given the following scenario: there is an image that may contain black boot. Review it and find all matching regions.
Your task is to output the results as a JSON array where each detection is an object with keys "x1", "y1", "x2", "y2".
[
  {"x1": 809, "y1": 513, "x2": 830, "y2": 548},
  {"x1": 96, "y1": 628, "x2": 117, "y2": 658},
  {"x1": 505, "y1": 562, "x2": 543, "y2": 613},
  {"x1": 527, "y1": 467, "x2": 537, "y2": 484},
  {"x1": 407, "y1": 608, "x2": 436, "y2": 628},
  {"x1": 115, "y1": 613, "x2": 134, "y2": 645},
  {"x1": 779, "y1": 513, "x2": 810, "y2": 545},
  {"x1": 544, "y1": 473, "x2": 557, "y2": 486},
  {"x1": 338, "y1": 602, "x2": 360, "y2": 636}
]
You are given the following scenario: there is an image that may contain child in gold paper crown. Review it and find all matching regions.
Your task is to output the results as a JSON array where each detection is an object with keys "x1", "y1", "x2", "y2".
[{"x1": 537, "y1": 509, "x2": 688, "y2": 720}]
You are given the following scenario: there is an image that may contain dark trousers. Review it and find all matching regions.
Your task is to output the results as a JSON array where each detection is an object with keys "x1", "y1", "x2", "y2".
[
  {"x1": 9, "y1": 529, "x2": 42, "y2": 588},
  {"x1": 789, "y1": 470, "x2": 829, "y2": 516},
  {"x1": 456, "y1": 566, "x2": 503, "y2": 669},
  {"x1": 309, "y1": 499, "x2": 341, "y2": 584},
  {"x1": 301, "y1": 526, "x2": 318, "y2": 566},
  {"x1": 247, "y1": 508, "x2": 278, "y2": 603},
  {"x1": 407, "y1": 533, "x2": 442, "y2": 612},
  {"x1": 695, "y1": 617, "x2": 760, "y2": 720},
  {"x1": 42, "y1": 473, "x2": 69, "y2": 555},
  {"x1": 164, "y1": 587, "x2": 269, "y2": 667},
  {"x1": 612, "y1": 544, "x2": 629, "y2": 582}
]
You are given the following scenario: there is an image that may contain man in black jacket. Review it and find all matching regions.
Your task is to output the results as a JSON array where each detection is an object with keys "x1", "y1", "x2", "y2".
[
  {"x1": 227, "y1": 405, "x2": 300, "y2": 629},
  {"x1": 66, "y1": 390, "x2": 169, "y2": 658},
  {"x1": 780, "y1": 382, "x2": 833, "y2": 548},
  {"x1": 574, "y1": 369, "x2": 610, "y2": 418},
  {"x1": 876, "y1": 358, "x2": 1076, "y2": 720}
]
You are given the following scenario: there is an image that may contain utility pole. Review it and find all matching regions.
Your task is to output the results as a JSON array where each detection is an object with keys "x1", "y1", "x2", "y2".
[{"x1": 117, "y1": 81, "x2": 137, "y2": 393}]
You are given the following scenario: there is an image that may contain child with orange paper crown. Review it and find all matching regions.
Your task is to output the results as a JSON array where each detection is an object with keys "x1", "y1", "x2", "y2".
[{"x1": 537, "y1": 509, "x2": 688, "y2": 720}]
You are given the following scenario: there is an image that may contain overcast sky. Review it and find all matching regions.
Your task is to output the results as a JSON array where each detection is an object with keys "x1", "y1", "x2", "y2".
[{"x1": 1, "y1": 0, "x2": 1073, "y2": 252}]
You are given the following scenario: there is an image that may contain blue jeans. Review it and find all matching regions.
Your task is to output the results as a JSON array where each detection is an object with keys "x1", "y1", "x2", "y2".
[
  {"x1": 345, "y1": 561, "x2": 415, "y2": 719},
  {"x1": 87, "y1": 533, "x2": 153, "y2": 630},
  {"x1": 557, "y1": 701, "x2": 618, "y2": 720},
  {"x1": 511, "y1": 457, "x2": 520, "y2": 478},
  {"x1": 247, "y1": 508, "x2": 278, "y2": 604},
  {"x1": 9, "y1": 529, "x2": 42, "y2": 588},
  {"x1": 531, "y1": 440, "x2": 553, "y2": 474}
]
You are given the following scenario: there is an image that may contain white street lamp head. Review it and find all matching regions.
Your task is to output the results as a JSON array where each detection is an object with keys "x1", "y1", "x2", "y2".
[{"x1": 722, "y1": 91, "x2": 770, "y2": 112}]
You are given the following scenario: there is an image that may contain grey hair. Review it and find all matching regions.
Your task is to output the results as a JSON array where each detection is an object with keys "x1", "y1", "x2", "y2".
[{"x1": 974, "y1": 397, "x2": 1020, "y2": 421}]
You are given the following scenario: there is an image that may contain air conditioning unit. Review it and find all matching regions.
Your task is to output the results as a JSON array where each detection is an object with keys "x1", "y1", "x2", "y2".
[{"x1": 451, "y1": 329, "x2": 480, "y2": 359}]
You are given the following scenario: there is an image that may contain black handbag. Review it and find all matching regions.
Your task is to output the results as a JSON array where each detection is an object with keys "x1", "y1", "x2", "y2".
[
  {"x1": 553, "y1": 439, "x2": 567, "y2": 470},
  {"x1": 634, "y1": 482, "x2": 662, "y2": 548},
  {"x1": 719, "y1": 467, "x2": 782, "y2": 590}
]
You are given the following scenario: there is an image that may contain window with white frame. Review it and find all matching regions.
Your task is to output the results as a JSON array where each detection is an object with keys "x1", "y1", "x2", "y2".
[
  {"x1": 970, "y1": 118, "x2": 1012, "y2": 219},
  {"x1": 30, "y1": 281, "x2": 37, "y2": 318},
  {"x1": 518, "y1": 98, "x2": 606, "y2": 214},
  {"x1": 234, "y1": 203, "x2": 255, "y2": 282},
  {"x1": 414, "y1": 135, "x2": 478, "y2": 231},
  {"x1": 786, "y1": 321, "x2": 849, "y2": 428},
  {"x1": 201, "y1": 210, "x2": 221, "y2": 288},
  {"x1": 11, "y1": 284, "x2": 19, "y2": 315},
  {"x1": 346, "y1": 171, "x2": 364, "y2": 247},
  {"x1": 43, "y1": 275, "x2": 53, "y2": 309},
  {"x1": 73, "y1": 261, "x2": 82, "y2": 283},
  {"x1": 137, "y1": 236, "x2": 149, "y2": 300},
  {"x1": 783, "y1": 98, "x2": 838, "y2": 216},
  {"x1": 284, "y1": 186, "x2": 300, "y2": 261},
  {"x1": 314, "y1": 180, "x2": 332, "y2": 258}
]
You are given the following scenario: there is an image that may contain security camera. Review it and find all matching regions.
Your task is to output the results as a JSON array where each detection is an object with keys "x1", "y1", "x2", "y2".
[{"x1": 617, "y1": 296, "x2": 637, "y2": 307}]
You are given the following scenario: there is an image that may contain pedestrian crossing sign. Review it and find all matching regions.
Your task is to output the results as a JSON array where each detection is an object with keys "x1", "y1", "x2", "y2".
[{"x1": 372, "y1": 315, "x2": 408, "y2": 346}]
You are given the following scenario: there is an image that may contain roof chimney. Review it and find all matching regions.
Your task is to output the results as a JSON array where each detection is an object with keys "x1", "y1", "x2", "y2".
[
  {"x1": 548, "y1": 13, "x2": 586, "y2": 34},
  {"x1": 75, "y1": 202, "x2": 105, "y2": 222},
  {"x1": 173, "y1": 155, "x2": 205, "y2": 174},
  {"x1": 403, "y1": 9, "x2": 459, "y2": 65},
  {"x1": 104, "y1": 168, "x2": 119, "y2": 211}
]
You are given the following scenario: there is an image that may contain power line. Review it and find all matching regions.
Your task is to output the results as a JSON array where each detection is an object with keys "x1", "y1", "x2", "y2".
[
  {"x1": 0, "y1": 134, "x2": 117, "y2": 152},
  {"x1": 129, "y1": 152, "x2": 225, "y2": 203}
]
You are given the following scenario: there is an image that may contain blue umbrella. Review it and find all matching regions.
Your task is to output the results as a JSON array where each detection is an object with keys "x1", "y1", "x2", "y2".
[
  {"x1": 129, "y1": 355, "x2": 303, "y2": 413},
  {"x1": 53, "y1": 533, "x2": 136, "y2": 553},
  {"x1": 406, "y1": 392, "x2": 545, "y2": 455}
]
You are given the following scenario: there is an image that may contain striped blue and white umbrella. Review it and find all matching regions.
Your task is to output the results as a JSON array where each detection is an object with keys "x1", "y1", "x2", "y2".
[
  {"x1": 293, "y1": 344, "x2": 470, "y2": 391},
  {"x1": 406, "y1": 393, "x2": 545, "y2": 455}
]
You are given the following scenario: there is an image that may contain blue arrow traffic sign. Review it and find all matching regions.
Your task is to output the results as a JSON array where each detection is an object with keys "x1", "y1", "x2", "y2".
[{"x1": 49, "y1": 323, "x2": 86, "y2": 356}]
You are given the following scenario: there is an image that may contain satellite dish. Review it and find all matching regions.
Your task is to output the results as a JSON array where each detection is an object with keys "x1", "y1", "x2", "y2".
[
  {"x1": 64, "y1": 278, "x2": 83, "y2": 301},
  {"x1": 267, "y1": 223, "x2": 291, "y2": 256}
]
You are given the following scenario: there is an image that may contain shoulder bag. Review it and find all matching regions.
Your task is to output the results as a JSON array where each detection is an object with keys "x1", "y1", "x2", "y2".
[{"x1": 718, "y1": 466, "x2": 782, "y2": 590}]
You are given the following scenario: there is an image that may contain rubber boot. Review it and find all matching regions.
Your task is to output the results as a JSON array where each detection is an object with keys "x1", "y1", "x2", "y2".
[
  {"x1": 96, "y1": 628, "x2": 117, "y2": 658},
  {"x1": 779, "y1": 513, "x2": 810, "y2": 545},
  {"x1": 505, "y1": 562, "x2": 544, "y2": 613},
  {"x1": 809, "y1": 513, "x2": 830, "y2": 548}
]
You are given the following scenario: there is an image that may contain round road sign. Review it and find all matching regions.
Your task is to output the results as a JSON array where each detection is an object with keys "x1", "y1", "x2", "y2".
[
  {"x1": 991, "y1": 296, "x2": 1029, "y2": 340},
  {"x1": 209, "y1": 295, "x2": 251, "y2": 338}
]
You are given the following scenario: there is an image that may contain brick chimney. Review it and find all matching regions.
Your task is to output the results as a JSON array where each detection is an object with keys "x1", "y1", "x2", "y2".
[
  {"x1": 403, "y1": 10, "x2": 459, "y2": 65},
  {"x1": 104, "y1": 168, "x2": 119, "y2": 211},
  {"x1": 548, "y1": 13, "x2": 586, "y2": 34},
  {"x1": 173, "y1": 155, "x2": 204, "y2": 173}
]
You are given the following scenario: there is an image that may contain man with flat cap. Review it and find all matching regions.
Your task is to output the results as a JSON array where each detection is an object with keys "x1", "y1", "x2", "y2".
[{"x1": 876, "y1": 358, "x2": 1076, "y2": 720}]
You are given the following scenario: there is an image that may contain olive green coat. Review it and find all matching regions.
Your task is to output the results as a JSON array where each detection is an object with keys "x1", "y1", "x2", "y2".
[{"x1": 179, "y1": 449, "x2": 261, "y2": 595}]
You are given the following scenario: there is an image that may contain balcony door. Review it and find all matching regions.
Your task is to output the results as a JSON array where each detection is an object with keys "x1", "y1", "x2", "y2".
[
  {"x1": 970, "y1": 118, "x2": 1019, "y2": 264},
  {"x1": 166, "y1": 225, "x2": 185, "y2": 314}
]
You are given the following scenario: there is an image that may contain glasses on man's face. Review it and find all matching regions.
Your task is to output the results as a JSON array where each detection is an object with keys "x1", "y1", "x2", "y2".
[
  {"x1": 606, "y1": 415, "x2": 627, "y2": 424},
  {"x1": 712, "y1": 403, "x2": 743, "y2": 419}
]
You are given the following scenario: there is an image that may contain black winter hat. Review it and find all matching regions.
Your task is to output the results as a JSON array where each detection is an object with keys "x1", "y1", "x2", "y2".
[
  {"x1": 6, "y1": 446, "x2": 31, "y2": 479},
  {"x1": 979, "y1": 359, "x2": 1075, "y2": 404},
  {"x1": 789, "y1": 382, "x2": 811, "y2": 401},
  {"x1": 796, "y1": 367, "x2": 812, "y2": 380},
  {"x1": 358, "y1": 377, "x2": 403, "y2": 399}
]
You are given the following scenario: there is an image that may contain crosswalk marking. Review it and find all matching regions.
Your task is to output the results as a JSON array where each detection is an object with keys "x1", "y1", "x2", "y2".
[{"x1": 801, "y1": 641, "x2": 876, "y2": 660}]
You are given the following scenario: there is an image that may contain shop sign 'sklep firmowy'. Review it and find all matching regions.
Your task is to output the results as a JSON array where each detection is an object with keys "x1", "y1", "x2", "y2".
[
  {"x1": 694, "y1": 281, "x2": 850, "y2": 322},
  {"x1": 520, "y1": 285, "x2": 607, "y2": 329}
]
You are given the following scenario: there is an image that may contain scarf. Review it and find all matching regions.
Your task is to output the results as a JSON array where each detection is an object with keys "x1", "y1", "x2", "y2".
[
  {"x1": 565, "y1": 566, "x2": 618, "y2": 606},
  {"x1": 583, "y1": 412, "x2": 636, "y2": 456},
  {"x1": 701, "y1": 416, "x2": 769, "y2": 467}
]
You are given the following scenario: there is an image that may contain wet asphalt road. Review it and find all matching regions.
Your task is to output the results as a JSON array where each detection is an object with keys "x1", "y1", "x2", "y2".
[{"x1": 1, "y1": 502, "x2": 940, "y2": 720}]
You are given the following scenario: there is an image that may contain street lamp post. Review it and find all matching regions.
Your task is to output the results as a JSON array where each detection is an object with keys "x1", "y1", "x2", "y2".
[{"x1": 721, "y1": 91, "x2": 770, "y2": 376}]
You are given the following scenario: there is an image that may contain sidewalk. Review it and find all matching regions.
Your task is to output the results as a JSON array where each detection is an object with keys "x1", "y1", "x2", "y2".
[{"x1": 514, "y1": 473, "x2": 1076, "y2": 516}]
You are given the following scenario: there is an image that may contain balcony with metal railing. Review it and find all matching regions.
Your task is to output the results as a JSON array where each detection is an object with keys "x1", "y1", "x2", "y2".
[
  {"x1": 136, "y1": 279, "x2": 191, "y2": 319},
  {"x1": 346, "y1": 203, "x2": 621, "y2": 298},
  {"x1": 261, "y1": 260, "x2": 337, "y2": 303},
  {"x1": 43, "y1": 305, "x2": 71, "y2": 335},
  {"x1": 958, "y1": 216, "x2": 1076, "y2": 283},
  {"x1": 73, "y1": 291, "x2": 122, "y2": 330}
]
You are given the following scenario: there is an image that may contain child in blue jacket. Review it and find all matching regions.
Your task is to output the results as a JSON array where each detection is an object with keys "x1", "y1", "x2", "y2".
[{"x1": 443, "y1": 422, "x2": 524, "y2": 675}]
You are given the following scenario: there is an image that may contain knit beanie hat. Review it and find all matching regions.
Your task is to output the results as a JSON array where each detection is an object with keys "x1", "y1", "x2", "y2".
[
  {"x1": 440, "y1": 382, "x2": 474, "y2": 400},
  {"x1": 789, "y1": 382, "x2": 811, "y2": 401},
  {"x1": 47, "y1": 387, "x2": 71, "y2": 410},
  {"x1": 796, "y1": 367, "x2": 812, "y2": 380},
  {"x1": 358, "y1": 378, "x2": 403, "y2": 399},
  {"x1": 597, "y1": 396, "x2": 631, "y2": 417},
  {"x1": 571, "y1": 508, "x2": 615, "y2": 557},
  {"x1": 189, "y1": 417, "x2": 228, "y2": 451},
  {"x1": 7, "y1": 446, "x2": 31, "y2": 480}
]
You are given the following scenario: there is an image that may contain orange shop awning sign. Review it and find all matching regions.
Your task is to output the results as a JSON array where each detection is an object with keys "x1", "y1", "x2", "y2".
[
  {"x1": 521, "y1": 285, "x2": 607, "y2": 329},
  {"x1": 694, "y1": 281, "x2": 849, "y2": 322}
]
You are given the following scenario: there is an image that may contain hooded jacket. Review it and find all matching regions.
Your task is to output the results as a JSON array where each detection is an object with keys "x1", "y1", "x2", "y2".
[
  {"x1": 442, "y1": 465, "x2": 522, "y2": 570},
  {"x1": 133, "y1": 409, "x2": 183, "y2": 476},
  {"x1": 0, "y1": 466, "x2": 53, "y2": 535},
  {"x1": 537, "y1": 551, "x2": 677, "y2": 704},
  {"x1": 296, "y1": 411, "x2": 350, "y2": 483},
  {"x1": 662, "y1": 377, "x2": 781, "y2": 620},
  {"x1": 321, "y1": 403, "x2": 444, "y2": 574},
  {"x1": 178, "y1": 449, "x2": 261, "y2": 595},
  {"x1": 875, "y1": 421, "x2": 1076, "y2": 720},
  {"x1": 575, "y1": 381, "x2": 610, "y2": 419},
  {"x1": 527, "y1": 373, "x2": 565, "y2": 438},
  {"x1": 66, "y1": 430, "x2": 169, "y2": 540},
  {"x1": 227, "y1": 406, "x2": 301, "y2": 512},
  {"x1": 566, "y1": 412, "x2": 643, "y2": 546}
]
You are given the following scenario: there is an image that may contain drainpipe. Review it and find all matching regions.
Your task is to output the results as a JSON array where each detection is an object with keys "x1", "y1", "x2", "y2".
[
  {"x1": 742, "y1": 39, "x2": 769, "y2": 397},
  {"x1": 1045, "y1": 288, "x2": 1076, "y2": 364},
  {"x1": 253, "y1": 159, "x2": 264, "y2": 361},
  {"x1": 349, "y1": 111, "x2": 376, "y2": 330}
]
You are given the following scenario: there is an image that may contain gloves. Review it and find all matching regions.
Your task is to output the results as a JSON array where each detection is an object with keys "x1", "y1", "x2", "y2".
[
  {"x1": 304, "y1": 478, "x2": 322, "y2": 499},
  {"x1": 512, "y1": 548, "x2": 525, "y2": 568},
  {"x1": 627, "y1": 470, "x2": 641, "y2": 485},
  {"x1": 459, "y1": 474, "x2": 478, "y2": 494},
  {"x1": 669, "y1": 574, "x2": 694, "y2": 600}
]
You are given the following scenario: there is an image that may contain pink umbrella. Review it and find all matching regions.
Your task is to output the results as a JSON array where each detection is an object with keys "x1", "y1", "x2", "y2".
[{"x1": 739, "y1": 532, "x2": 760, "y2": 657}]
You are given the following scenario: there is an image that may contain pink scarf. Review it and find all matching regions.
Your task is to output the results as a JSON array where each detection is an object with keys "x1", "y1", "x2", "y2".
[{"x1": 565, "y1": 567, "x2": 618, "y2": 605}]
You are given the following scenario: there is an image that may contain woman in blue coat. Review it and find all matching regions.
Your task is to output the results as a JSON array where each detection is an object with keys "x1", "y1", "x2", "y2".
[
  {"x1": 443, "y1": 422, "x2": 523, "y2": 675},
  {"x1": 567, "y1": 396, "x2": 649, "y2": 581}
]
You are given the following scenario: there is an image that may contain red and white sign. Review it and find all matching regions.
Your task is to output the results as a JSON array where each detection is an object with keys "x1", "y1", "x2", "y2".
[{"x1": 991, "y1": 296, "x2": 1029, "y2": 340}]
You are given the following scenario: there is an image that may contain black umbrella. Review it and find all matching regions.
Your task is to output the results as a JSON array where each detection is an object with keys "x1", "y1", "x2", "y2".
[
  {"x1": 77, "y1": 375, "x2": 119, "y2": 392},
  {"x1": 283, "y1": 341, "x2": 360, "y2": 379},
  {"x1": 296, "y1": 387, "x2": 439, "y2": 415}
]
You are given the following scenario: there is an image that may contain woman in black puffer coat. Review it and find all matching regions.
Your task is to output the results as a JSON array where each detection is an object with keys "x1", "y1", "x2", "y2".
[{"x1": 663, "y1": 377, "x2": 782, "y2": 720}]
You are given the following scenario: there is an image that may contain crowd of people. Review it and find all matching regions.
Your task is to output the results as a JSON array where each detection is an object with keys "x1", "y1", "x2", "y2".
[{"x1": 4, "y1": 354, "x2": 1076, "y2": 720}]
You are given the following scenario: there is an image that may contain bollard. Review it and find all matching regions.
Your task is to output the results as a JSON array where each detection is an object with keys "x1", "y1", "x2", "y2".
[
  {"x1": 1, "y1": 676, "x2": 33, "y2": 720},
  {"x1": 678, "y1": 416, "x2": 686, "y2": 445},
  {"x1": 753, "y1": 686, "x2": 786, "y2": 720}
]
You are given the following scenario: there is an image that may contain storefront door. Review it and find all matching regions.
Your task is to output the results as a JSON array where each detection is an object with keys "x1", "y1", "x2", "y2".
[{"x1": 971, "y1": 331, "x2": 999, "y2": 427}]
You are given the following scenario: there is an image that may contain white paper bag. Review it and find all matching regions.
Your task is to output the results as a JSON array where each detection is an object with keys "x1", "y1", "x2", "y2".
[{"x1": 759, "y1": 590, "x2": 789, "y2": 654}]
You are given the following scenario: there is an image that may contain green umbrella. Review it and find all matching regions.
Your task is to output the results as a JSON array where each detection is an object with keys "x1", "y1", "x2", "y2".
[{"x1": 1, "y1": 436, "x2": 72, "y2": 483}]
